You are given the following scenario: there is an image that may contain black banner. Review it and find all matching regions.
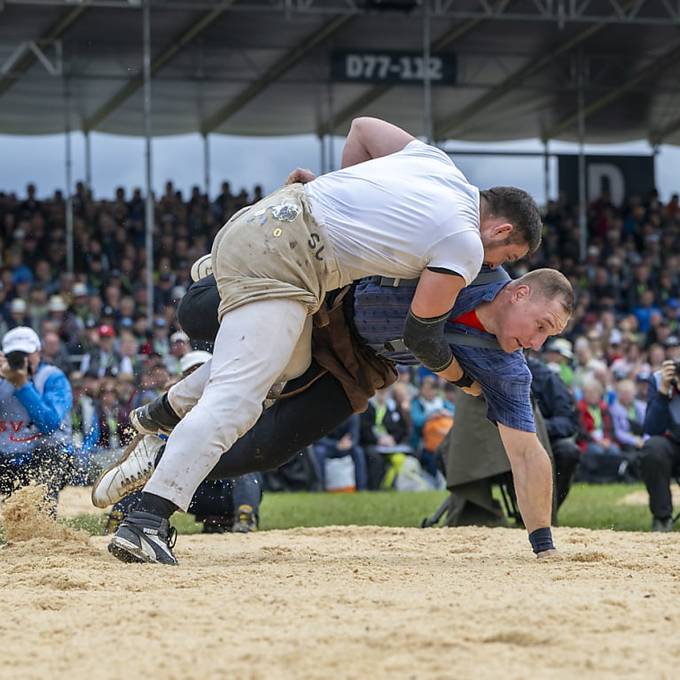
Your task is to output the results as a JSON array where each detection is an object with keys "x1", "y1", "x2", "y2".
[
  {"x1": 558, "y1": 154, "x2": 655, "y2": 206},
  {"x1": 330, "y1": 50, "x2": 456, "y2": 85}
]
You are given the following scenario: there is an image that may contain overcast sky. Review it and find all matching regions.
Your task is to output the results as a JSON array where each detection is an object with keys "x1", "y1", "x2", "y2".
[{"x1": 1, "y1": 132, "x2": 679, "y2": 205}]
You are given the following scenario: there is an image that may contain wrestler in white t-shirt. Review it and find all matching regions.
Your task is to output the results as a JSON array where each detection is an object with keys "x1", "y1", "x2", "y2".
[
  {"x1": 306, "y1": 139, "x2": 483, "y2": 286},
  {"x1": 297, "y1": 117, "x2": 538, "y2": 387}
]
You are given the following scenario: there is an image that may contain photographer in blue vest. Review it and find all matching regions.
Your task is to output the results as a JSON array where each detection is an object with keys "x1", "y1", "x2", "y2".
[{"x1": 0, "y1": 326, "x2": 73, "y2": 510}]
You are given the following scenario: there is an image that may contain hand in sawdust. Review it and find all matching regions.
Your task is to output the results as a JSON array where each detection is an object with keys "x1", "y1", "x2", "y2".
[{"x1": 286, "y1": 168, "x2": 316, "y2": 185}]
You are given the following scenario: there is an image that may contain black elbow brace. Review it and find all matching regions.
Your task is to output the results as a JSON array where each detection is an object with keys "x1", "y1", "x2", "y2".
[{"x1": 403, "y1": 309, "x2": 453, "y2": 372}]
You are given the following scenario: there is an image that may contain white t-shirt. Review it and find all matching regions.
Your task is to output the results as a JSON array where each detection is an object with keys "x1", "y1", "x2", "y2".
[{"x1": 304, "y1": 140, "x2": 482, "y2": 286}]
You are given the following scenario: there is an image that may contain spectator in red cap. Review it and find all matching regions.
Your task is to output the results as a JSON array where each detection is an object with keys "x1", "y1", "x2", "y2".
[{"x1": 80, "y1": 323, "x2": 123, "y2": 378}]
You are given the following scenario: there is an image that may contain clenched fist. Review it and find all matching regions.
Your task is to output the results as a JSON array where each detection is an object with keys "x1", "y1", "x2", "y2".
[{"x1": 286, "y1": 168, "x2": 316, "y2": 185}]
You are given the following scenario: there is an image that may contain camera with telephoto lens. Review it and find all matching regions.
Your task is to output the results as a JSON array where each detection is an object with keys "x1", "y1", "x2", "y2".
[
  {"x1": 668, "y1": 361, "x2": 680, "y2": 397},
  {"x1": 5, "y1": 350, "x2": 28, "y2": 372}
]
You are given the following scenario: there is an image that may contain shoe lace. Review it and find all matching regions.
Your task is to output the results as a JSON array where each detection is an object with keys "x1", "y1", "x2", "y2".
[
  {"x1": 166, "y1": 526, "x2": 177, "y2": 549},
  {"x1": 122, "y1": 459, "x2": 154, "y2": 487}
]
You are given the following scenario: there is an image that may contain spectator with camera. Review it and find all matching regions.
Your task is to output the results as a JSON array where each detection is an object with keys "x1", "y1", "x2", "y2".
[
  {"x1": 0, "y1": 326, "x2": 73, "y2": 509},
  {"x1": 639, "y1": 359, "x2": 680, "y2": 531}
]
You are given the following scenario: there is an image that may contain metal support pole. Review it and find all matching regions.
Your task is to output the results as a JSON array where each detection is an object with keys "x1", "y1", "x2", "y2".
[
  {"x1": 319, "y1": 133, "x2": 326, "y2": 175},
  {"x1": 64, "y1": 77, "x2": 74, "y2": 274},
  {"x1": 327, "y1": 81, "x2": 335, "y2": 171},
  {"x1": 202, "y1": 133, "x2": 210, "y2": 198},
  {"x1": 143, "y1": 0, "x2": 154, "y2": 328},
  {"x1": 577, "y1": 51, "x2": 587, "y2": 262},
  {"x1": 423, "y1": 0, "x2": 433, "y2": 143},
  {"x1": 84, "y1": 131, "x2": 92, "y2": 192},
  {"x1": 542, "y1": 139, "x2": 550, "y2": 205},
  {"x1": 652, "y1": 143, "x2": 660, "y2": 196}
]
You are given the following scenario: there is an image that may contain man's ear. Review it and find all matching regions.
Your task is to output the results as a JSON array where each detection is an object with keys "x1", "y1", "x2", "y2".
[
  {"x1": 493, "y1": 222, "x2": 513, "y2": 239},
  {"x1": 510, "y1": 283, "x2": 530, "y2": 302}
]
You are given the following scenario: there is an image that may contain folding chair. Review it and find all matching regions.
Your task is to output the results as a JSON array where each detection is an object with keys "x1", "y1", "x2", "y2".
[{"x1": 421, "y1": 495, "x2": 451, "y2": 528}]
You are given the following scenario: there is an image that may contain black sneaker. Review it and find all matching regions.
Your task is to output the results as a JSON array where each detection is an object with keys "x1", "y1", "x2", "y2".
[
  {"x1": 108, "y1": 510, "x2": 178, "y2": 565},
  {"x1": 652, "y1": 517, "x2": 674, "y2": 533},
  {"x1": 231, "y1": 504, "x2": 259, "y2": 534}
]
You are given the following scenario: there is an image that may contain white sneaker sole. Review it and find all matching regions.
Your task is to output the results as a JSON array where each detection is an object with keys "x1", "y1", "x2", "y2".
[
  {"x1": 190, "y1": 254, "x2": 212, "y2": 282},
  {"x1": 108, "y1": 536, "x2": 149, "y2": 563},
  {"x1": 91, "y1": 433, "x2": 147, "y2": 509},
  {"x1": 108, "y1": 534, "x2": 177, "y2": 565}
]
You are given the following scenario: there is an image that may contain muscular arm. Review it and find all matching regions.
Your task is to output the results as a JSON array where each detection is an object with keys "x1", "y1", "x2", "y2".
[
  {"x1": 498, "y1": 424, "x2": 553, "y2": 533},
  {"x1": 341, "y1": 117, "x2": 415, "y2": 168},
  {"x1": 405, "y1": 269, "x2": 467, "y2": 381}
]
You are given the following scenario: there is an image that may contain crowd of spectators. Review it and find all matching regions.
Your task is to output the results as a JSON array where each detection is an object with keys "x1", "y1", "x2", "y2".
[
  {"x1": 0, "y1": 180, "x2": 679, "y2": 494},
  {"x1": 0, "y1": 180, "x2": 261, "y2": 468}
]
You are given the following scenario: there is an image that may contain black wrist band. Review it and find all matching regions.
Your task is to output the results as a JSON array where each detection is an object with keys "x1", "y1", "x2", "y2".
[
  {"x1": 452, "y1": 372, "x2": 474, "y2": 388},
  {"x1": 529, "y1": 527, "x2": 554, "y2": 554}
]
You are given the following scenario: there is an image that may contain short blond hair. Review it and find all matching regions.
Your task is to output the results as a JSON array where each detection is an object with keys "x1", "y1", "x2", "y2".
[{"x1": 513, "y1": 268, "x2": 573, "y2": 315}]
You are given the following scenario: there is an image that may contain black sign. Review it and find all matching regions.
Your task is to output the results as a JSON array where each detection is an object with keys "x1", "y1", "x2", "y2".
[
  {"x1": 558, "y1": 154, "x2": 655, "y2": 206},
  {"x1": 330, "y1": 50, "x2": 456, "y2": 85}
]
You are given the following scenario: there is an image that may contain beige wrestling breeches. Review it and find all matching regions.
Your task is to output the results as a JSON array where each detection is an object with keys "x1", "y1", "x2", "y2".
[{"x1": 145, "y1": 184, "x2": 343, "y2": 510}]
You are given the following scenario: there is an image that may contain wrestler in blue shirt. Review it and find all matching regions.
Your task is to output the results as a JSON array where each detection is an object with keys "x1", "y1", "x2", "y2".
[{"x1": 351, "y1": 273, "x2": 535, "y2": 433}]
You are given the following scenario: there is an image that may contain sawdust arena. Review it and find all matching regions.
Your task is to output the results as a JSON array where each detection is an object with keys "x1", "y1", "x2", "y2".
[{"x1": 1, "y1": 486, "x2": 679, "y2": 679}]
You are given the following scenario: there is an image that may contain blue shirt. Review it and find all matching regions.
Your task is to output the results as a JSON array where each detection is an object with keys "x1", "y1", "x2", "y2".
[
  {"x1": 14, "y1": 370, "x2": 72, "y2": 435},
  {"x1": 0, "y1": 361, "x2": 73, "y2": 464},
  {"x1": 352, "y1": 278, "x2": 535, "y2": 432}
]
